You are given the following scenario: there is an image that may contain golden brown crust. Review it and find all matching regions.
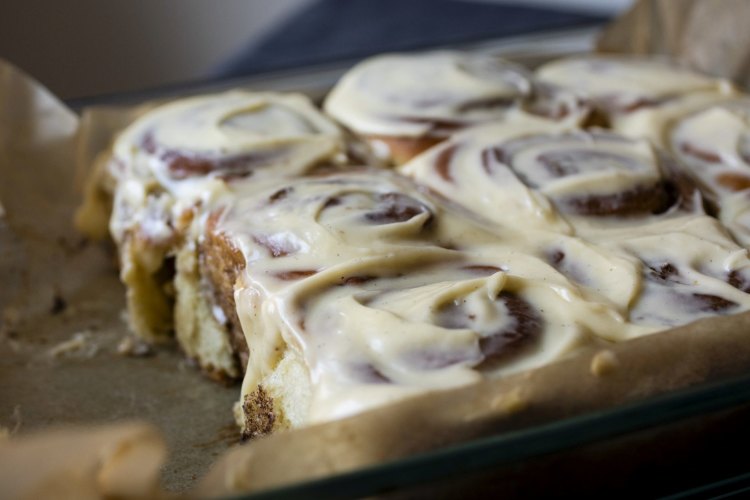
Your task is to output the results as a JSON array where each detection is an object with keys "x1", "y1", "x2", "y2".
[
  {"x1": 201, "y1": 210, "x2": 249, "y2": 370},
  {"x1": 366, "y1": 134, "x2": 443, "y2": 165},
  {"x1": 119, "y1": 233, "x2": 176, "y2": 341},
  {"x1": 177, "y1": 340, "x2": 239, "y2": 385}
]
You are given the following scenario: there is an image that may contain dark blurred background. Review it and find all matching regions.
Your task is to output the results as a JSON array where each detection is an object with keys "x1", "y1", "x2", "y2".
[{"x1": 0, "y1": 0, "x2": 630, "y2": 100}]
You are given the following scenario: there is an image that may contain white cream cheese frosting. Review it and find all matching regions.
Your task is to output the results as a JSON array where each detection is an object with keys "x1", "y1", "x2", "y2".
[
  {"x1": 218, "y1": 169, "x2": 633, "y2": 422},
  {"x1": 400, "y1": 117, "x2": 675, "y2": 233},
  {"x1": 613, "y1": 92, "x2": 750, "y2": 245}
]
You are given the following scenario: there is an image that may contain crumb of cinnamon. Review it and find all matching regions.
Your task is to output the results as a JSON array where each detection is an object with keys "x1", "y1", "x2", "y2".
[
  {"x1": 50, "y1": 291, "x2": 67, "y2": 315},
  {"x1": 241, "y1": 386, "x2": 275, "y2": 441},
  {"x1": 117, "y1": 335, "x2": 154, "y2": 357}
]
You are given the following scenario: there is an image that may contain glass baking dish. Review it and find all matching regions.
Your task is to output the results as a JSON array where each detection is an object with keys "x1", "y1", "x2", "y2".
[
  {"x1": 196, "y1": 28, "x2": 747, "y2": 498},
  {"x1": 230, "y1": 373, "x2": 750, "y2": 498}
]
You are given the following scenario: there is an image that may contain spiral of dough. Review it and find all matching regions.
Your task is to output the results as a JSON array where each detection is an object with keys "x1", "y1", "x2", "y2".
[{"x1": 400, "y1": 119, "x2": 680, "y2": 237}]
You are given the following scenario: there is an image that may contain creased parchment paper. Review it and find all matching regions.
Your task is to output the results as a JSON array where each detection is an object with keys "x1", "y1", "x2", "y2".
[
  {"x1": 3, "y1": 39, "x2": 750, "y2": 498},
  {"x1": 0, "y1": 60, "x2": 238, "y2": 496},
  {"x1": 598, "y1": 0, "x2": 750, "y2": 88}
]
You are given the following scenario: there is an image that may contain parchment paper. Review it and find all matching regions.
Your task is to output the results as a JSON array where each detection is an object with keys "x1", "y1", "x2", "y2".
[
  {"x1": 3, "y1": 20, "x2": 750, "y2": 496},
  {"x1": 0, "y1": 60, "x2": 238, "y2": 495},
  {"x1": 597, "y1": 0, "x2": 750, "y2": 88}
]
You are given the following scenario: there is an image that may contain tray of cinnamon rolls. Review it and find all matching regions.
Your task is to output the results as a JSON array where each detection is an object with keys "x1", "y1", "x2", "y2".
[{"x1": 9, "y1": 44, "x2": 750, "y2": 497}]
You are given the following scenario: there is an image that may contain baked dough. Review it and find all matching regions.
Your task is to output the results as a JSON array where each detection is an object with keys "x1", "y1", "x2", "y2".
[{"x1": 324, "y1": 51, "x2": 586, "y2": 164}]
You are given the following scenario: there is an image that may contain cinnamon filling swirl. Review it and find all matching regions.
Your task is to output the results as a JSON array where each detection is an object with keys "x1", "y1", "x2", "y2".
[
  {"x1": 141, "y1": 131, "x2": 290, "y2": 181},
  {"x1": 537, "y1": 56, "x2": 726, "y2": 117},
  {"x1": 436, "y1": 291, "x2": 542, "y2": 368}
]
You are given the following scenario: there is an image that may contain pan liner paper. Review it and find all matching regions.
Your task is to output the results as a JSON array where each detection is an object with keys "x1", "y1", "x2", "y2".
[{"x1": 598, "y1": 0, "x2": 750, "y2": 89}]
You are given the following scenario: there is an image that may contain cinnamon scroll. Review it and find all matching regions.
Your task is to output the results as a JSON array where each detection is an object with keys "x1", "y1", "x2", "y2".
[
  {"x1": 614, "y1": 95, "x2": 750, "y2": 245},
  {"x1": 399, "y1": 118, "x2": 690, "y2": 233},
  {"x1": 324, "y1": 51, "x2": 586, "y2": 165},
  {"x1": 399, "y1": 120, "x2": 750, "y2": 334},
  {"x1": 536, "y1": 55, "x2": 734, "y2": 127},
  {"x1": 81, "y1": 91, "x2": 347, "y2": 380}
]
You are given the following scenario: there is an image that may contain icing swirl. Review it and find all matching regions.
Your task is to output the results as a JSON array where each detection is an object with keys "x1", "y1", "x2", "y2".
[
  {"x1": 324, "y1": 51, "x2": 535, "y2": 138},
  {"x1": 108, "y1": 91, "x2": 345, "y2": 243},
  {"x1": 400, "y1": 117, "x2": 681, "y2": 235},
  {"x1": 115, "y1": 91, "x2": 343, "y2": 182}
]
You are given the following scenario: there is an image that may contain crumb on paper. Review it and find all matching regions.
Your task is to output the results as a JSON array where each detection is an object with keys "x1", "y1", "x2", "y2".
[
  {"x1": 179, "y1": 357, "x2": 199, "y2": 373},
  {"x1": 117, "y1": 335, "x2": 154, "y2": 357},
  {"x1": 590, "y1": 350, "x2": 620, "y2": 377},
  {"x1": 47, "y1": 330, "x2": 99, "y2": 359},
  {"x1": 50, "y1": 291, "x2": 67, "y2": 315}
]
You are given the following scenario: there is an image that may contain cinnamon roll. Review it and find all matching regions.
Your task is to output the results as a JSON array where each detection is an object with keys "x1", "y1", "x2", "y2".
[
  {"x1": 77, "y1": 91, "x2": 346, "y2": 380},
  {"x1": 324, "y1": 51, "x2": 586, "y2": 165},
  {"x1": 536, "y1": 55, "x2": 733, "y2": 127},
  {"x1": 202, "y1": 168, "x2": 472, "y2": 381},
  {"x1": 204, "y1": 168, "x2": 653, "y2": 435},
  {"x1": 400, "y1": 119, "x2": 750, "y2": 335},
  {"x1": 399, "y1": 118, "x2": 691, "y2": 235}
]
